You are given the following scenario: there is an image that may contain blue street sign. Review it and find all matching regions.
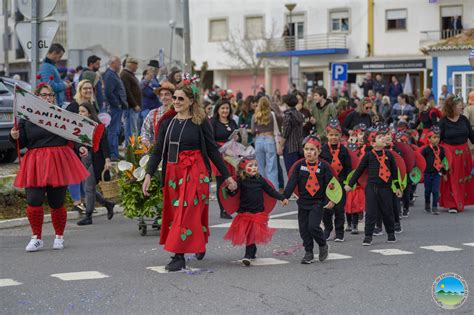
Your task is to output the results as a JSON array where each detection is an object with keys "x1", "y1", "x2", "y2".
[{"x1": 331, "y1": 63, "x2": 348, "y2": 81}]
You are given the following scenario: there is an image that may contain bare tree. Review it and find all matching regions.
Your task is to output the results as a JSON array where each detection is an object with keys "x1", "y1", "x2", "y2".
[{"x1": 220, "y1": 22, "x2": 279, "y2": 95}]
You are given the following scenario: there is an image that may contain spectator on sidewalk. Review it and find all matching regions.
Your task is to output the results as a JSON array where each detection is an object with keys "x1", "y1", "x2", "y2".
[
  {"x1": 343, "y1": 97, "x2": 374, "y2": 135},
  {"x1": 373, "y1": 74, "x2": 386, "y2": 95},
  {"x1": 358, "y1": 72, "x2": 373, "y2": 97},
  {"x1": 168, "y1": 67, "x2": 182, "y2": 86},
  {"x1": 120, "y1": 57, "x2": 142, "y2": 144},
  {"x1": 388, "y1": 76, "x2": 403, "y2": 106},
  {"x1": 391, "y1": 94, "x2": 415, "y2": 127},
  {"x1": 310, "y1": 87, "x2": 336, "y2": 140},
  {"x1": 139, "y1": 60, "x2": 162, "y2": 130},
  {"x1": 80, "y1": 55, "x2": 105, "y2": 112},
  {"x1": 39, "y1": 43, "x2": 69, "y2": 107},
  {"x1": 104, "y1": 56, "x2": 127, "y2": 161}
]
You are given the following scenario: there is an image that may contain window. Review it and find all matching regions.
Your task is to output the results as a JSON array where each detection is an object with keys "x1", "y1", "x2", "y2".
[
  {"x1": 386, "y1": 9, "x2": 407, "y2": 30},
  {"x1": 330, "y1": 10, "x2": 349, "y2": 32},
  {"x1": 441, "y1": 6, "x2": 463, "y2": 39},
  {"x1": 452, "y1": 72, "x2": 474, "y2": 102},
  {"x1": 245, "y1": 16, "x2": 264, "y2": 39},
  {"x1": 209, "y1": 18, "x2": 228, "y2": 42}
]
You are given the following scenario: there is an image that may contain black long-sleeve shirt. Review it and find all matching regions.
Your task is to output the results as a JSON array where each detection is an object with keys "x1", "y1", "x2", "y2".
[
  {"x1": 348, "y1": 149, "x2": 399, "y2": 188},
  {"x1": 146, "y1": 117, "x2": 230, "y2": 181},
  {"x1": 421, "y1": 145, "x2": 446, "y2": 174},
  {"x1": 342, "y1": 111, "x2": 373, "y2": 135},
  {"x1": 230, "y1": 176, "x2": 285, "y2": 213},
  {"x1": 284, "y1": 159, "x2": 333, "y2": 209},
  {"x1": 320, "y1": 143, "x2": 352, "y2": 183},
  {"x1": 9, "y1": 119, "x2": 68, "y2": 149},
  {"x1": 210, "y1": 117, "x2": 238, "y2": 143},
  {"x1": 439, "y1": 115, "x2": 474, "y2": 145},
  {"x1": 414, "y1": 109, "x2": 437, "y2": 130}
]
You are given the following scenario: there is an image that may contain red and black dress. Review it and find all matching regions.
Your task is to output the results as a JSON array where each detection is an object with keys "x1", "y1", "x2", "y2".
[
  {"x1": 146, "y1": 117, "x2": 231, "y2": 254},
  {"x1": 439, "y1": 115, "x2": 474, "y2": 211},
  {"x1": 210, "y1": 118, "x2": 238, "y2": 216},
  {"x1": 415, "y1": 109, "x2": 438, "y2": 146},
  {"x1": 10, "y1": 119, "x2": 89, "y2": 238},
  {"x1": 224, "y1": 176, "x2": 284, "y2": 246}
]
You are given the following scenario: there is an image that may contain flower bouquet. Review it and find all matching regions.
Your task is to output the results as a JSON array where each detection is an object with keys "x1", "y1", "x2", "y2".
[{"x1": 118, "y1": 135, "x2": 163, "y2": 219}]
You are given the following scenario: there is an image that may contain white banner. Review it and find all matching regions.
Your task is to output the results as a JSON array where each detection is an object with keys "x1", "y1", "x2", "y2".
[{"x1": 13, "y1": 85, "x2": 104, "y2": 151}]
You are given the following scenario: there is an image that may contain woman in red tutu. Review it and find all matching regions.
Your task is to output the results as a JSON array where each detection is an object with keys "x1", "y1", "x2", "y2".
[
  {"x1": 143, "y1": 77, "x2": 238, "y2": 272},
  {"x1": 9, "y1": 83, "x2": 89, "y2": 252},
  {"x1": 439, "y1": 96, "x2": 474, "y2": 213},
  {"x1": 210, "y1": 96, "x2": 239, "y2": 219},
  {"x1": 224, "y1": 156, "x2": 288, "y2": 266}
]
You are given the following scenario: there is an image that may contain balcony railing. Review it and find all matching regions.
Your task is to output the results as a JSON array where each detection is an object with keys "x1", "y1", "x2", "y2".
[
  {"x1": 420, "y1": 29, "x2": 463, "y2": 46},
  {"x1": 266, "y1": 33, "x2": 347, "y2": 53}
]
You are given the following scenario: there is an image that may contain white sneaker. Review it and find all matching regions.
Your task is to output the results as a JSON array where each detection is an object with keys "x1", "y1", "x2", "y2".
[
  {"x1": 26, "y1": 237, "x2": 44, "y2": 252},
  {"x1": 448, "y1": 208, "x2": 458, "y2": 214},
  {"x1": 53, "y1": 237, "x2": 64, "y2": 250}
]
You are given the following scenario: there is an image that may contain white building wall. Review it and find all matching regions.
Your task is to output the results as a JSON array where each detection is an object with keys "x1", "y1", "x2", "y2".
[
  {"x1": 434, "y1": 51, "x2": 471, "y2": 97},
  {"x1": 373, "y1": 0, "x2": 474, "y2": 57}
]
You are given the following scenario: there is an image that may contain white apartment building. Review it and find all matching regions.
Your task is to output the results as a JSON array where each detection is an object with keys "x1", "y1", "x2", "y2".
[
  {"x1": 1, "y1": 0, "x2": 184, "y2": 80},
  {"x1": 190, "y1": 0, "x2": 473, "y2": 98}
]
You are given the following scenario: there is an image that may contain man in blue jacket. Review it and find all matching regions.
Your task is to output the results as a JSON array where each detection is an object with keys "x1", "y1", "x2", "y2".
[
  {"x1": 39, "y1": 43, "x2": 69, "y2": 107},
  {"x1": 104, "y1": 56, "x2": 128, "y2": 161},
  {"x1": 139, "y1": 60, "x2": 162, "y2": 130}
]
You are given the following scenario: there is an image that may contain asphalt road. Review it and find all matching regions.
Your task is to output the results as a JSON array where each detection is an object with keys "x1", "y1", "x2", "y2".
[{"x1": 1, "y1": 188, "x2": 473, "y2": 314}]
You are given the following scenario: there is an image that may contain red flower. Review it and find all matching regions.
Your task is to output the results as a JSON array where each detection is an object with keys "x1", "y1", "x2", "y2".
[
  {"x1": 49, "y1": 75, "x2": 54, "y2": 81},
  {"x1": 36, "y1": 74, "x2": 41, "y2": 80},
  {"x1": 328, "y1": 183, "x2": 335, "y2": 190},
  {"x1": 183, "y1": 79, "x2": 190, "y2": 85}
]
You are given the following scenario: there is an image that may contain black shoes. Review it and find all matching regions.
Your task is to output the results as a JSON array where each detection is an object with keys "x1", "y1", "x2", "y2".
[
  {"x1": 319, "y1": 244, "x2": 329, "y2": 262},
  {"x1": 72, "y1": 204, "x2": 85, "y2": 215},
  {"x1": 242, "y1": 257, "x2": 251, "y2": 266},
  {"x1": 387, "y1": 233, "x2": 397, "y2": 243},
  {"x1": 301, "y1": 251, "x2": 315, "y2": 264},
  {"x1": 345, "y1": 225, "x2": 352, "y2": 232},
  {"x1": 424, "y1": 203, "x2": 431, "y2": 213},
  {"x1": 373, "y1": 227, "x2": 383, "y2": 236},
  {"x1": 105, "y1": 201, "x2": 115, "y2": 220},
  {"x1": 195, "y1": 252, "x2": 206, "y2": 260},
  {"x1": 432, "y1": 207, "x2": 440, "y2": 215},
  {"x1": 77, "y1": 216, "x2": 92, "y2": 226},
  {"x1": 394, "y1": 222, "x2": 403, "y2": 234},
  {"x1": 165, "y1": 254, "x2": 185, "y2": 272},
  {"x1": 362, "y1": 236, "x2": 372, "y2": 246},
  {"x1": 402, "y1": 208, "x2": 410, "y2": 218},
  {"x1": 220, "y1": 210, "x2": 232, "y2": 219},
  {"x1": 351, "y1": 222, "x2": 359, "y2": 235}
]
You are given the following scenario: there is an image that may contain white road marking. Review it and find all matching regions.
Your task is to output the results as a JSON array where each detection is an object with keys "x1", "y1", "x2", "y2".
[
  {"x1": 212, "y1": 218, "x2": 366, "y2": 230},
  {"x1": 232, "y1": 258, "x2": 289, "y2": 266},
  {"x1": 462, "y1": 243, "x2": 474, "y2": 247},
  {"x1": 269, "y1": 211, "x2": 298, "y2": 219},
  {"x1": 50, "y1": 271, "x2": 109, "y2": 281},
  {"x1": 420, "y1": 245, "x2": 463, "y2": 252},
  {"x1": 370, "y1": 249, "x2": 414, "y2": 256},
  {"x1": 0, "y1": 279, "x2": 22, "y2": 287},
  {"x1": 327, "y1": 253, "x2": 352, "y2": 260},
  {"x1": 146, "y1": 266, "x2": 201, "y2": 274}
]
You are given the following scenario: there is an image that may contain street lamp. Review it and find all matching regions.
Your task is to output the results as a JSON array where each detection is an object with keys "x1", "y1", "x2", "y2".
[
  {"x1": 285, "y1": 3, "x2": 296, "y2": 90},
  {"x1": 169, "y1": 19, "x2": 176, "y2": 67}
]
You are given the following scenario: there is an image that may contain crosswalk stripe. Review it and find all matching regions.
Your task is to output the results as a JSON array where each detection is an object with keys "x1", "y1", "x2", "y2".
[
  {"x1": 50, "y1": 271, "x2": 109, "y2": 281},
  {"x1": 232, "y1": 258, "x2": 289, "y2": 266},
  {"x1": 370, "y1": 249, "x2": 414, "y2": 256},
  {"x1": 420, "y1": 245, "x2": 463, "y2": 252},
  {"x1": 270, "y1": 211, "x2": 298, "y2": 219},
  {"x1": 0, "y1": 279, "x2": 22, "y2": 287},
  {"x1": 212, "y1": 218, "x2": 366, "y2": 230},
  {"x1": 327, "y1": 253, "x2": 352, "y2": 260},
  {"x1": 146, "y1": 266, "x2": 200, "y2": 274},
  {"x1": 462, "y1": 243, "x2": 474, "y2": 247}
]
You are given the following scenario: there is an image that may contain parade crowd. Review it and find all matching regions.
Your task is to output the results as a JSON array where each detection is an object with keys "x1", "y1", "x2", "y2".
[{"x1": 8, "y1": 44, "x2": 474, "y2": 271}]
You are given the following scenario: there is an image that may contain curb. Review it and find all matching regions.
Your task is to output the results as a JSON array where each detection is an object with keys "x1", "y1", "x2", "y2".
[{"x1": 0, "y1": 205, "x2": 124, "y2": 229}]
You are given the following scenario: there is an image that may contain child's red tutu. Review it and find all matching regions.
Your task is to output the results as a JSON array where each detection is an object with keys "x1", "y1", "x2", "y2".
[
  {"x1": 224, "y1": 212, "x2": 275, "y2": 246},
  {"x1": 345, "y1": 186, "x2": 365, "y2": 214},
  {"x1": 14, "y1": 146, "x2": 89, "y2": 188}
]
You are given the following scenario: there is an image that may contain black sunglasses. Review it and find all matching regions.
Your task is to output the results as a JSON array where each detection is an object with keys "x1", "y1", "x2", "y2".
[{"x1": 172, "y1": 96, "x2": 186, "y2": 102}]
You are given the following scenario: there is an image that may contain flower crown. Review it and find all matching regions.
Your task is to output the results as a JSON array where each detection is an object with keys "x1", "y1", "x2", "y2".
[{"x1": 182, "y1": 73, "x2": 200, "y2": 98}]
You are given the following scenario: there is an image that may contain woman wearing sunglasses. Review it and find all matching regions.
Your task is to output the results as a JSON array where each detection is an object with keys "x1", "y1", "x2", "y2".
[
  {"x1": 9, "y1": 83, "x2": 89, "y2": 252},
  {"x1": 143, "y1": 79, "x2": 238, "y2": 272},
  {"x1": 342, "y1": 97, "x2": 374, "y2": 136}
]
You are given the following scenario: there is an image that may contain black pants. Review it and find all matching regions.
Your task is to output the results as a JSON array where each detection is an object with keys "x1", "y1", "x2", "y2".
[
  {"x1": 216, "y1": 175, "x2": 226, "y2": 213},
  {"x1": 323, "y1": 192, "x2": 346, "y2": 238},
  {"x1": 26, "y1": 186, "x2": 67, "y2": 208},
  {"x1": 298, "y1": 203, "x2": 326, "y2": 252},
  {"x1": 424, "y1": 172, "x2": 441, "y2": 207},
  {"x1": 277, "y1": 156, "x2": 284, "y2": 189},
  {"x1": 402, "y1": 178, "x2": 412, "y2": 210},
  {"x1": 365, "y1": 185, "x2": 395, "y2": 236},
  {"x1": 244, "y1": 244, "x2": 257, "y2": 259},
  {"x1": 377, "y1": 194, "x2": 400, "y2": 228}
]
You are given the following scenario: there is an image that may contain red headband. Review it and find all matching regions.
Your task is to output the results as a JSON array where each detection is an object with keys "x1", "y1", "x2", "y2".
[
  {"x1": 427, "y1": 131, "x2": 439, "y2": 138},
  {"x1": 326, "y1": 125, "x2": 342, "y2": 133},
  {"x1": 239, "y1": 158, "x2": 256, "y2": 170},
  {"x1": 305, "y1": 138, "x2": 321, "y2": 149}
]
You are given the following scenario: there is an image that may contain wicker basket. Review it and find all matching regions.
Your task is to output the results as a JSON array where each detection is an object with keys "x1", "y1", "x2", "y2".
[{"x1": 98, "y1": 169, "x2": 120, "y2": 199}]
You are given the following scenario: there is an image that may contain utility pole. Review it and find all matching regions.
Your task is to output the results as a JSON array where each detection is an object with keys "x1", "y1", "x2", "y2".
[
  {"x1": 31, "y1": 0, "x2": 39, "y2": 87},
  {"x1": 182, "y1": 0, "x2": 191, "y2": 74},
  {"x1": 3, "y1": 0, "x2": 10, "y2": 76}
]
